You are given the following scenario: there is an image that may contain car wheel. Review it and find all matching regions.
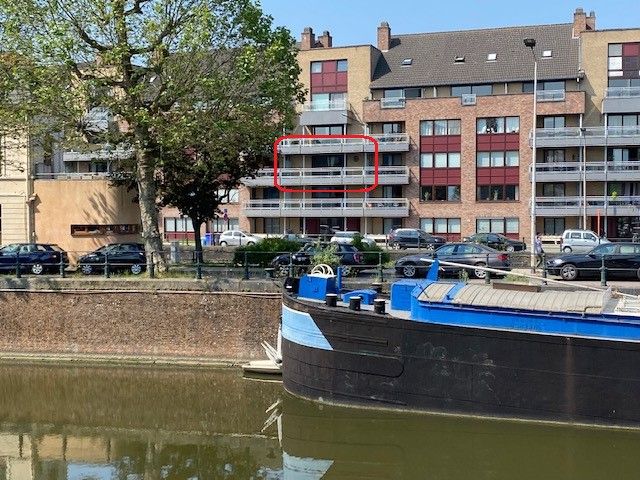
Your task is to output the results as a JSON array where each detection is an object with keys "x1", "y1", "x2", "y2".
[
  {"x1": 81, "y1": 264, "x2": 93, "y2": 275},
  {"x1": 130, "y1": 264, "x2": 143, "y2": 275},
  {"x1": 31, "y1": 263, "x2": 45, "y2": 275},
  {"x1": 401, "y1": 263, "x2": 417, "y2": 278},
  {"x1": 220, "y1": 241, "x2": 228, "y2": 247},
  {"x1": 562, "y1": 246, "x2": 572, "y2": 253},
  {"x1": 392, "y1": 243, "x2": 401, "y2": 250},
  {"x1": 560, "y1": 263, "x2": 578, "y2": 281},
  {"x1": 247, "y1": 242, "x2": 256, "y2": 246},
  {"x1": 506, "y1": 245, "x2": 515, "y2": 252},
  {"x1": 472, "y1": 262, "x2": 487, "y2": 279}
]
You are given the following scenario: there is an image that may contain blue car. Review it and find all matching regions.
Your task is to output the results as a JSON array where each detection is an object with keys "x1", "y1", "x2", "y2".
[{"x1": 0, "y1": 243, "x2": 68, "y2": 275}]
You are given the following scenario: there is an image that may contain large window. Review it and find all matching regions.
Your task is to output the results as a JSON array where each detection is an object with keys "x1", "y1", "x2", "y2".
[
  {"x1": 312, "y1": 125, "x2": 343, "y2": 135},
  {"x1": 607, "y1": 43, "x2": 640, "y2": 87},
  {"x1": 451, "y1": 84, "x2": 493, "y2": 96},
  {"x1": 421, "y1": 152, "x2": 461, "y2": 168},
  {"x1": 212, "y1": 217, "x2": 239, "y2": 232},
  {"x1": 382, "y1": 153, "x2": 403, "y2": 166},
  {"x1": 383, "y1": 218, "x2": 403, "y2": 233},
  {"x1": 420, "y1": 119, "x2": 461, "y2": 136},
  {"x1": 542, "y1": 116, "x2": 565, "y2": 128},
  {"x1": 542, "y1": 183, "x2": 565, "y2": 196},
  {"x1": 264, "y1": 218, "x2": 281, "y2": 234},
  {"x1": 383, "y1": 88, "x2": 422, "y2": 99},
  {"x1": 522, "y1": 80, "x2": 566, "y2": 92},
  {"x1": 543, "y1": 149, "x2": 565, "y2": 162},
  {"x1": 608, "y1": 148, "x2": 640, "y2": 162},
  {"x1": 421, "y1": 185, "x2": 460, "y2": 202},
  {"x1": 477, "y1": 185, "x2": 519, "y2": 201},
  {"x1": 476, "y1": 218, "x2": 519, "y2": 235},
  {"x1": 609, "y1": 114, "x2": 640, "y2": 127},
  {"x1": 476, "y1": 151, "x2": 519, "y2": 167},
  {"x1": 544, "y1": 218, "x2": 565, "y2": 235},
  {"x1": 383, "y1": 122, "x2": 403, "y2": 134},
  {"x1": 420, "y1": 218, "x2": 461, "y2": 235},
  {"x1": 476, "y1": 117, "x2": 519, "y2": 134}
]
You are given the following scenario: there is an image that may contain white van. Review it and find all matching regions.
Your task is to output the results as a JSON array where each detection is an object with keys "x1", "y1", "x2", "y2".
[{"x1": 560, "y1": 229, "x2": 609, "y2": 253}]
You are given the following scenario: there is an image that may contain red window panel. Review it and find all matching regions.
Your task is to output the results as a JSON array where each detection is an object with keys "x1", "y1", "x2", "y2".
[
  {"x1": 323, "y1": 60, "x2": 337, "y2": 73},
  {"x1": 420, "y1": 135, "x2": 461, "y2": 153},
  {"x1": 505, "y1": 166, "x2": 520, "y2": 183},
  {"x1": 336, "y1": 72, "x2": 348, "y2": 88},
  {"x1": 476, "y1": 133, "x2": 520, "y2": 152},
  {"x1": 421, "y1": 168, "x2": 461, "y2": 186},
  {"x1": 622, "y1": 42, "x2": 640, "y2": 57},
  {"x1": 476, "y1": 167, "x2": 522, "y2": 185},
  {"x1": 311, "y1": 60, "x2": 348, "y2": 94}
]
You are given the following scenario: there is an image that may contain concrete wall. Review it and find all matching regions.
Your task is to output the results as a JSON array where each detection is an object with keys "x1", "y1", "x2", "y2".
[
  {"x1": 0, "y1": 290, "x2": 280, "y2": 361},
  {"x1": 33, "y1": 179, "x2": 140, "y2": 257}
]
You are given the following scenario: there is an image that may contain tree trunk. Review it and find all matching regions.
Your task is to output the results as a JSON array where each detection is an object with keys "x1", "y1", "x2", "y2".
[
  {"x1": 135, "y1": 145, "x2": 166, "y2": 271},
  {"x1": 193, "y1": 219, "x2": 203, "y2": 264}
]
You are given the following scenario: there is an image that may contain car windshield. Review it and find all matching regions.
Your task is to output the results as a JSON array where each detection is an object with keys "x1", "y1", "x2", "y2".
[
  {"x1": 95, "y1": 244, "x2": 117, "y2": 253},
  {"x1": 0, "y1": 244, "x2": 20, "y2": 253}
]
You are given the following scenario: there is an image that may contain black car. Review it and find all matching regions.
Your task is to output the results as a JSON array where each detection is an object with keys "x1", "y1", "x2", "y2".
[
  {"x1": 463, "y1": 233, "x2": 527, "y2": 252},
  {"x1": 271, "y1": 243, "x2": 363, "y2": 276},
  {"x1": 546, "y1": 242, "x2": 640, "y2": 280},
  {"x1": 387, "y1": 229, "x2": 446, "y2": 250},
  {"x1": 394, "y1": 243, "x2": 511, "y2": 279},
  {"x1": 0, "y1": 243, "x2": 68, "y2": 275},
  {"x1": 78, "y1": 243, "x2": 146, "y2": 275}
]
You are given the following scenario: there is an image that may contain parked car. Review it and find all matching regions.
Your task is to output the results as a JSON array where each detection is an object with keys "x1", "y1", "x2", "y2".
[
  {"x1": 281, "y1": 233, "x2": 313, "y2": 246},
  {"x1": 394, "y1": 243, "x2": 511, "y2": 279},
  {"x1": 78, "y1": 243, "x2": 146, "y2": 275},
  {"x1": 271, "y1": 243, "x2": 363, "y2": 276},
  {"x1": 218, "y1": 230, "x2": 261, "y2": 247},
  {"x1": 329, "y1": 231, "x2": 377, "y2": 247},
  {"x1": 387, "y1": 229, "x2": 446, "y2": 250},
  {"x1": 463, "y1": 233, "x2": 526, "y2": 252},
  {"x1": 0, "y1": 243, "x2": 68, "y2": 275},
  {"x1": 560, "y1": 229, "x2": 610, "y2": 253},
  {"x1": 546, "y1": 242, "x2": 640, "y2": 280}
]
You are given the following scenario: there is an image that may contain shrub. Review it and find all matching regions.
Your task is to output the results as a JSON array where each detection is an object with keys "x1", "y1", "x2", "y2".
[
  {"x1": 234, "y1": 237, "x2": 301, "y2": 267},
  {"x1": 352, "y1": 235, "x2": 390, "y2": 266},
  {"x1": 310, "y1": 243, "x2": 341, "y2": 269}
]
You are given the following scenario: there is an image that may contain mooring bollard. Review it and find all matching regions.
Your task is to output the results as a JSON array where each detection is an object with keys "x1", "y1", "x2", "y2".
[
  {"x1": 600, "y1": 254, "x2": 607, "y2": 287},
  {"x1": 374, "y1": 298, "x2": 386, "y2": 315},
  {"x1": 325, "y1": 293, "x2": 338, "y2": 307},
  {"x1": 349, "y1": 296, "x2": 361, "y2": 311}
]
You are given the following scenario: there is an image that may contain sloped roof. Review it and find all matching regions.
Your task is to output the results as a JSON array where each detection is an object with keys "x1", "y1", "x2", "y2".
[{"x1": 371, "y1": 23, "x2": 580, "y2": 89}]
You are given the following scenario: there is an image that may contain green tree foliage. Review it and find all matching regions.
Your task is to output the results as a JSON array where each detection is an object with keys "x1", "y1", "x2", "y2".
[
  {"x1": 233, "y1": 237, "x2": 301, "y2": 267},
  {"x1": 0, "y1": 0, "x2": 304, "y2": 269},
  {"x1": 351, "y1": 235, "x2": 390, "y2": 266}
]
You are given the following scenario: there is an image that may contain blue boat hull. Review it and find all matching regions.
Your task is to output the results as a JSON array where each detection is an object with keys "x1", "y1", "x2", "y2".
[{"x1": 282, "y1": 294, "x2": 640, "y2": 427}]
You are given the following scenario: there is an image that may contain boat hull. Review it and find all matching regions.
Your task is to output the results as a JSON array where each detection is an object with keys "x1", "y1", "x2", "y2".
[{"x1": 282, "y1": 294, "x2": 640, "y2": 427}]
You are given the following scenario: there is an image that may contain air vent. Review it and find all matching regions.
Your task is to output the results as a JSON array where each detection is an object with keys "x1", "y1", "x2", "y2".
[
  {"x1": 454, "y1": 56, "x2": 465, "y2": 63},
  {"x1": 487, "y1": 53, "x2": 497, "y2": 61},
  {"x1": 542, "y1": 50, "x2": 552, "y2": 58},
  {"x1": 402, "y1": 58, "x2": 413, "y2": 66}
]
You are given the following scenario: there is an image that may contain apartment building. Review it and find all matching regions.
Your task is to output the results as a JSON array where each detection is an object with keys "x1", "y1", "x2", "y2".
[{"x1": 237, "y1": 8, "x2": 640, "y2": 242}]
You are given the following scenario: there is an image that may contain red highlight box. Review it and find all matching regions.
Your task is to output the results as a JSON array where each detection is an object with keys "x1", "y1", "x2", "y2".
[{"x1": 273, "y1": 134, "x2": 379, "y2": 193}]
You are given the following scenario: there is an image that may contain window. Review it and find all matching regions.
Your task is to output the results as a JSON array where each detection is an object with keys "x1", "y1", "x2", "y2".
[
  {"x1": 544, "y1": 218, "x2": 565, "y2": 235},
  {"x1": 477, "y1": 218, "x2": 519, "y2": 234},
  {"x1": 608, "y1": 148, "x2": 640, "y2": 162},
  {"x1": 606, "y1": 42, "x2": 640, "y2": 84},
  {"x1": 420, "y1": 119, "x2": 460, "y2": 136},
  {"x1": 477, "y1": 116, "x2": 518, "y2": 134},
  {"x1": 264, "y1": 218, "x2": 281, "y2": 234},
  {"x1": 216, "y1": 188, "x2": 239, "y2": 203},
  {"x1": 312, "y1": 125, "x2": 343, "y2": 135},
  {"x1": 477, "y1": 185, "x2": 519, "y2": 201},
  {"x1": 382, "y1": 153, "x2": 402, "y2": 166},
  {"x1": 476, "y1": 151, "x2": 518, "y2": 167},
  {"x1": 420, "y1": 153, "x2": 433, "y2": 168},
  {"x1": 505, "y1": 151, "x2": 519, "y2": 166},
  {"x1": 420, "y1": 218, "x2": 461, "y2": 234},
  {"x1": 383, "y1": 89, "x2": 404, "y2": 98},
  {"x1": 336, "y1": 59, "x2": 348, "y2": 72},
  {"x1": 523, "y1": 80, "x2": 566, "y2": 92},
  {"x1": 421, "y1": 185, "x2": 460, "y2": 201},
  {"x1": 451, "y1": 85, "x2": 493, "y2": 97},
  {"x1": 212, "y1": 217, "x2": 239, "y2": 232},
  {"x1": 382, "y1": 123, "x2": 403, "y2": 134},
  {"x1": 311, "y1": 92, "x2": 346, "y2": 106},
  {"x1": 422, "y1": 152, "x2": 460, "y2": 168},
  {"x1": 543, "y1": 116, "x2": 565, "y2": 128},
  {"x1": 544, "y1": 149, "x2": 565, "y2": 162},
  {"x1": 383, "y1": 218, "x2": 402, "y2": 233},
  {"x1": 311, "y1": 61, "x2": 322, "y2": 73},
  {"x1": 404, "y1": 88, "x2": 422, "y2": 98},
  {"x1": 609, "y1": 114, "x2": 640, "y2": 127},
  {"x1": 505, "y1": 117, "x2": 520, "y2": 133},
  {"x1": 487, "y1": 53, "x2": 497, "y2": 61},
  {"x1": 382, "y1": 185, "x2": 403, "y2": 198}
]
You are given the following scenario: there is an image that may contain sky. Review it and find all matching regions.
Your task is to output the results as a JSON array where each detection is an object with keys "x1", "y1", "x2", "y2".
[{"x1": 260, "y1": 0, "x2": 639, "y2": 46}]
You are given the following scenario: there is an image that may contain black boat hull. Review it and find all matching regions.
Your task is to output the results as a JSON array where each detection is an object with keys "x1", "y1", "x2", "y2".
[{"x1": 282, "y1": 294, "x2": 640, "y2": 427}]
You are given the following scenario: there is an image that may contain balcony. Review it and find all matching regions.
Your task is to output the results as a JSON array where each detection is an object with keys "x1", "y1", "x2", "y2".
[
  {"x1": 535, "y1": 195, "x2": 640, "y2": 217},
  {"x1": 533, "y1": 126, "x2": 640, "y2": 148},
  {"x1": 63, "y1": 146, "x2": 134, "y2": 162},
  {"x1": 380, "y1": 97, "x2": 406, "y2": 109},
  {"x1": 278, "y1": 133, "x2": 410, "y2": 155},
  {"x1": 603, "y1": 87, "x2": 640, "y2": 114},
  {"x1": 535, "y1": 161, "x2": 640, "y2": 182},
  {"x1": 536, "y1": 90, "x2": 566, "y2": 102},
  {"x1": 243, "y1": 165, "x2": 410, "y2": 187},
  {"x1": 299, "y1": 99, "x2": 350, "y2": 126},
  {"x1": 243, "y1": 198, "x2": 409, "y2": 218}
]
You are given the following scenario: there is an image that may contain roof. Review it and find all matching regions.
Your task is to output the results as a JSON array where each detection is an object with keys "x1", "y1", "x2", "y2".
[{"x1": 371, "y1": 23, "x2": 580, "y2": 89}]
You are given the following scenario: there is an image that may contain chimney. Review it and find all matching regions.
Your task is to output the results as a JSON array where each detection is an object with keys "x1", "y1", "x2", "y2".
[
  {"x1": 377, "y1": 21, "x2": 391, "y2": 52},
  {"x1": 586, "y1": 10, "x2": 596, "y2": 31},
  {"x1": 573, "y1": 8, "x2": 587, "y2": 37},
  {"x1": 318, "y1": 30, "x2": 332, "y2": 48},
  {"x1": 301, "y1": 27, "x2": 315, "y2": 51}
]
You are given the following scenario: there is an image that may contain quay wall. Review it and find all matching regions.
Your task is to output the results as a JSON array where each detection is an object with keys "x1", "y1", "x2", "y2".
[{"x1": 0, "y1": 281, "x2": 282, "y2": 363}]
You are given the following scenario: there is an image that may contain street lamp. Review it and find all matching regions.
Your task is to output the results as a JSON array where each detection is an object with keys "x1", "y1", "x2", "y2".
[{"x1": 524, "y1": 38, "x2": 538, "y2": 272}]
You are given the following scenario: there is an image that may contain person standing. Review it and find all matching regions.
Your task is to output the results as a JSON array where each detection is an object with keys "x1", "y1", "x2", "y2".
[{"x1": 534, "y1": 233, "x2": 544, "y2": 269}]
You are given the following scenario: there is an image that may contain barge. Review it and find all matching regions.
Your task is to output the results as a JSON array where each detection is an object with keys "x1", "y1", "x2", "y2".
[{"x1": 281, "y1": 262, "x2": 640, "y2": 427}]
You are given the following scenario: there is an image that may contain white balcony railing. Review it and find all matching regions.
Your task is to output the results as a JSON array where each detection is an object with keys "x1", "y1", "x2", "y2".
[
  {"x1": 243, "y1": 165, "x2": 410, "y2": 186},
  {"x1": 536, "y1": 89, "x2": 566, "y2": 102},
  {"x1": 243, "y1": 198, "x2": 409, "y2": 217},
  {"x1": 380, "y1": 97, "x2": 406, "y2": 109},
  {"x1": 63, "y1": 146, "x2": 134, "y2": 162},
  {"x1": 534, "y1": 126, "x2": 640, "y2": 140},
  {"x1": 535, "y1": 195, "x2": 640, "y2": 211},
  {"x1": 605, "y1": 87, "x2": 640, "y2": 98},
  {"x1": 33, "y1": 171, "x2": 130, "y2": 180},
  {"x1": 301, "y1": 99, "x2": 348, "y2": 111},
  {"x1": 535, "y1": 161, "x2": 640, "y2": 175},
  {"x1": 277, "y1": 133, "x2": 410, "y2": 154}
]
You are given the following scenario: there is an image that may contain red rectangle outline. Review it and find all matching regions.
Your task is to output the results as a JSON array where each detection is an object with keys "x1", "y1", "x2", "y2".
[{"x1": 273, "y1": 134, "x2": 379, "y2": 193}]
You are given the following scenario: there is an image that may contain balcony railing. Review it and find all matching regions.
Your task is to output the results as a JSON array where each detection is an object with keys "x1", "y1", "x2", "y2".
[
  {"x1": 536, "y1": 161, "x2": 640, "y2": 174},
  {"x1": 33, "y1": 171, "x2": 130, "y2": 180},
  {"x1": 605, "y1": 87, "x2": 640, "y2": 98},
  {"x1": 536, "y1": 90, "x2": 566, "y2": 102},
  {"x1": 535, "y1": 195, "x2": 640, "y2": 215},
  {"x1": 243, "y1": 165, "x2": 410, "y2": 186},
  {"x1": 63, "y1": 147, "x2": 134, "y2": 162},
  {"x1": 301, "y1": 99, "x2": 348, "y2": 111},
  {"x1": 461, "y1": 94, "x2": 477, "y2": 106},
  {"x1": 278, "y1": 133, "x2": 410, "y2": 154},
  {"x1": 533, "y1": 126, "x2": 640, "y2": 147},
  {"x1": 243, "y1": 198, "x2": 409, "y2": 217},
  {"x1": 380, "y1": 97, "x2": 406, "y2": 109}
]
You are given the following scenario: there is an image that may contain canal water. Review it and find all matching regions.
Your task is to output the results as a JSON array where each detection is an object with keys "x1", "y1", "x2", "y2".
[{"x1": 0, "y1": 364, "x2": 639, "y2": 479}]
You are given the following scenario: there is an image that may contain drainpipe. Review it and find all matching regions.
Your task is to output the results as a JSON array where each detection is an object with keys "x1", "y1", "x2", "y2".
[{"x1": 25, "y1": 130, "x2": 35, "y2": 242}]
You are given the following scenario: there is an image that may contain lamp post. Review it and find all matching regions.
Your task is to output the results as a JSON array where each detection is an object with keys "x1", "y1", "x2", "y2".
[{"x1": 524, "y1": 38, "x2": 538, "y2": 272}]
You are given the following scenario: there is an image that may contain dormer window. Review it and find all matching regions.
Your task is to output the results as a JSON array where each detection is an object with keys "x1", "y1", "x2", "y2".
[
  {"x1": 542, "y1": 50, "x2": 552, "y2": 58},
  {"x1": 402, "y1": 58, "x2": 413, "y2": 66},
  {"x1": 487, "y1": 53, "x2": 497, "y2": 62},
  {"x1": 454, "y1": 56, "x2": 465, "y2": 63}
]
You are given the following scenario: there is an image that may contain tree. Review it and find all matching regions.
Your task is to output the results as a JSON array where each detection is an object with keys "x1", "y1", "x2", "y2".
[{"x1": 0, "y1": 0, "x2": 304, "y2": 269}]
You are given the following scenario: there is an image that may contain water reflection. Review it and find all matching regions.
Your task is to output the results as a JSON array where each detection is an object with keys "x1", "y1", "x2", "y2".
[{"x1": 0, "y1": 364, "x2": 639, "y2": 479}]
